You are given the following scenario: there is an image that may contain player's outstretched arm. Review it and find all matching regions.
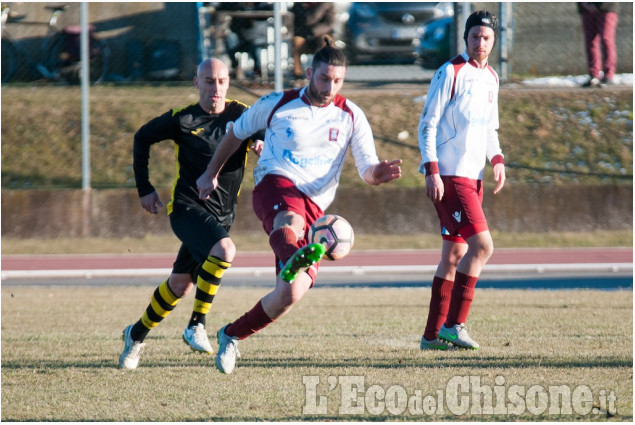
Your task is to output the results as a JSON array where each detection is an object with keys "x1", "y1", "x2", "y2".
[
  {"x1": 197, "y1": 127, "x2": 244, "y2": 200},
  {"x1": 364, "y1": 159, "x2": 403, "y2": 185}
]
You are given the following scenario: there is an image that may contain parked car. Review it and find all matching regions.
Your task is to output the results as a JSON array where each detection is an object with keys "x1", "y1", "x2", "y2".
[
  {"x1": 342, "y1": 2, "x2": 453, "y2": 64},
  {"x1": 412, "y1": 15, "x2": 452, "y2": 69}
]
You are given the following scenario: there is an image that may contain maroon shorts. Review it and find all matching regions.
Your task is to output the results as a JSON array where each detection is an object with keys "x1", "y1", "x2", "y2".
[
  {"x1": 433, "y1": 176, "x2": 488, "y2": 244},
  {"x1": 252, "y1": 174, "x2": 324, "y2": 283}
]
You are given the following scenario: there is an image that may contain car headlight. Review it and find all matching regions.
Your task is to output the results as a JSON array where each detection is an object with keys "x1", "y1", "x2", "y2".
[
  {"x1": 436, "y1": 2, "x2": 455, "y2": 16},
  {"x1": 432, "y1": 26, "x2": 447, "y2": 41},
  {"x1": 353, "y1": 3, "x2": 377, "y2": 20}
]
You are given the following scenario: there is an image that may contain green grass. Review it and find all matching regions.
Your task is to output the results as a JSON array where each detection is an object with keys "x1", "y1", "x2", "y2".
[
  {"x1": 1, "y1": 286, "x2": 632, "y2": 421},
  {"x1": 1, "y1": 230, "x2": 632, "y2": 255}
]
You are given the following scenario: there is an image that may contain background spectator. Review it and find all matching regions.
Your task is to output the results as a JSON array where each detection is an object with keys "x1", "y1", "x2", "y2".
[
  {"x1": 216, "y1": 2, "x2": 273, "y2": 80},
  {"x1": 578, "y1": 2, "x2": 619, "y2": 87},
  {"x1": 291, "y1": 2, "x2": 336, "y2": 79}
]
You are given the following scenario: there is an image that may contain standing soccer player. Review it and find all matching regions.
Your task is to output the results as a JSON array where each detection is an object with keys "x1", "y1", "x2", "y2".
[
  {"x1": 119, "y1": 58, "x2": 263, "y2": 369},
  {"x1": 197, "y1": 38, "x2": 402, "y2": 374},
  {"x1": 418, "y1": 11, "x2": 506, "y2": 351}
]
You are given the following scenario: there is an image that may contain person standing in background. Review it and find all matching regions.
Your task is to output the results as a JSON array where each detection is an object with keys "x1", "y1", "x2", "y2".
[
  {"x1": 578, "y1": 2, "x2": 619, "y2": 87},
  {"x1": 417, "y1": 11, "x2": 505, "y2": 351},
  {"x1": 291, "y1": 2, "x2": 336, "y2": 80}
]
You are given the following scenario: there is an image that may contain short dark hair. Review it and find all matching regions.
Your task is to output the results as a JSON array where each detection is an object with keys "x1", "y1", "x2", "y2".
[
  {"x1": 311, "y1": 36, "x2": 347, "y2": 69},
  {"x1": 463, "y1": 10, "x2": 498, "y2": 44}
]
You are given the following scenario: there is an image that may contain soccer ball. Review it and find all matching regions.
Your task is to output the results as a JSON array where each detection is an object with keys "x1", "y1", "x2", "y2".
[{"x1": 308, "y1": 214, "x2": 354, "y2": 261}]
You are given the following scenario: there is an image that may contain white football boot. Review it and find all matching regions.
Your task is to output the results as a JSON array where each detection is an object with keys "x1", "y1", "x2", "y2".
[
  {"x1": 438, "y1": 323, "x2": 480, "y2": 350},
  {"x1": 119, "y1": 324, "x2": 146, "y2": 369},
  {"x1": 215, "y1": 324, "x2": 241, "y2": 374},
  {"x1": 183, "y1": 323, "x2": 214, "y2": 354}
]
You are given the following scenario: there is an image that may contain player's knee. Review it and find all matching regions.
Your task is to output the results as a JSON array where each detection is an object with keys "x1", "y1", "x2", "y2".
[
  {"x1": 210, "y1": 237, "x2": 236, "y2": 262},
  {"x1": 273, "y1": 211, "x2": 305, "y2": 238},
  {"x1": 473, "y1": 234, "x2": 494, "y2": 261},
  {"x1": 449, "y1": 251, "x2": 465, "y2": 268},
  {"x1": 168, "y1": 274, "x2": 193, "y2": 298}
]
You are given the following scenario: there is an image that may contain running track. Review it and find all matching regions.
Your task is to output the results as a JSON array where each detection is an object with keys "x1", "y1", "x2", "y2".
[{"x1": 2, "y1": 247, "x2": 632, "y2": 281}]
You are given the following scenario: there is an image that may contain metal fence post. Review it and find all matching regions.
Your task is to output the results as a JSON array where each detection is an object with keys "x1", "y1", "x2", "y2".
[
  {"x1": 452, "y1": 3, "x2": 471, "y2": 57},
  {"x1": 274, "y1": 2, "x2": 283, "y2": 91},
  {"x1": 499, "y1": 3, "x2": 513, "y2": 82},
  {"x1": 81, "y1": 1, "x2": 90, "y2": 191},
  {"x1": 81, "y1": 1, "x2": 91, "y2": 236}
]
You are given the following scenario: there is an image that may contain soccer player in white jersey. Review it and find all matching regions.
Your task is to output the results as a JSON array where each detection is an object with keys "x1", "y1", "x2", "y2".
[
  {"x1": 418, "y1": 10, "x2": 506, "y2": 351},
  {"x1": 197, "y1": 38, "x2": 402, "y2": 374}
]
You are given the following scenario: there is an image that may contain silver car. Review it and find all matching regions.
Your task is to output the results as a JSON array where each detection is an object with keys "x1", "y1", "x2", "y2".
[{"x1": 342, "y1": 2, "x2": 453, "y2": 64}]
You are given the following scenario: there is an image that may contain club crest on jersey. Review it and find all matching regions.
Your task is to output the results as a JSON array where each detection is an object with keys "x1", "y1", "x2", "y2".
[{"x1": 328, "y1": 128, "x2": 339, "y2": 142}]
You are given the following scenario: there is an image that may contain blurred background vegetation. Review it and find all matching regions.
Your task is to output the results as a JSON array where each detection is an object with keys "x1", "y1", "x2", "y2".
[{"x1": 1, "y1": 84, "x2": 632, "y2": 190}]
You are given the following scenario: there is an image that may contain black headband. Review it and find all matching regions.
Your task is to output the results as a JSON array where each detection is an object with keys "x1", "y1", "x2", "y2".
[{"x1": 463, "y1": 11, "x2": 498, "y2": 42}]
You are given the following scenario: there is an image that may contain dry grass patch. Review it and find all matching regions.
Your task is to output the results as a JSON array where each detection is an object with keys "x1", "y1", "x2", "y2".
[
  {"x1": 1, "y1": 285, "x2": 631, "y2": 421},
  {"x1": 2, "y1": 230, "x2": 632, "y2": 255}
]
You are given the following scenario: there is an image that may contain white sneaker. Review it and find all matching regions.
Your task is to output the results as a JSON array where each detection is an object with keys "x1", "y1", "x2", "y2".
[
  {"x1": 439, "y1": 323, "x2": 480, "y2": 350},
  {"x1": 420, "y1": 336, "x2": 453, "y2": 350},
  {"x1": 183, "y1": 323, "x2": 213, "y2": 354},
  {"x1": 216, "y1": 324, "x2": 241, "y2": 374},
  {"x1": 119, "y1": 324, "x2": 146, "y2": 369}
]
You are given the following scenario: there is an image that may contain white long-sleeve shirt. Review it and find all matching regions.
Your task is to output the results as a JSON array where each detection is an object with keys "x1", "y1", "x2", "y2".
[
  {"x1": 418, "y1": 52, "x2": 504, "y2": 179},
  {"x1": 232, "y1": 87, "x2": 379, "y2": 210}
]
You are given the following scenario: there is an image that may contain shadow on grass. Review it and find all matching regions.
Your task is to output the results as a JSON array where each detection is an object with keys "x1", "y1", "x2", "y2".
[
  {"x1": 2, "y1": 352, "x2": 631, "y2": 371},
  {"x1": 237, "y1": 354, "x2": 633, "y2": 370}
]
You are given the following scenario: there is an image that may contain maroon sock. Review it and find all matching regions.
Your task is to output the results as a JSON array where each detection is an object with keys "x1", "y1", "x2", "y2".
[
  {"x1": 445, "y1": 272, "x2": 479, "y2": 326},
  {"x1": 269, "y1": 227, "x2": 299, "y2": 265},
  {"x1": 225, "y1": 300, "x2": 275, "y2": 340},
  {"x1": 423, "y1": 276, "x2": 454, "y2": 340}
]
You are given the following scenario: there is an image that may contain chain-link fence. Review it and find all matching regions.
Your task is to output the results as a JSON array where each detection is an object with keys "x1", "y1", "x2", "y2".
[
  {"x1": 2, "y1": 2, "x2": 633, "y2": 84},
  {"x1": 1, "y1": 2, "x2": 633, "y2": 190},
  {"x1": 2, "y1": 2, "x2": 632, "y2": 241}
]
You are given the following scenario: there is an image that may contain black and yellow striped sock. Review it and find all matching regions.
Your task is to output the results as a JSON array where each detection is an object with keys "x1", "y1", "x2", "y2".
[
  {"x1": 130, "y1": 279, "x2": 181, "y2": 342},
  {"x1": 188, "y1": 256, "x2": 231, "y2": 328}
]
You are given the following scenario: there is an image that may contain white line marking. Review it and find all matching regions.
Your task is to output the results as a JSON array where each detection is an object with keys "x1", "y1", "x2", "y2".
[{"x1": 1, "y1": 263, "x2": 632, "y2": 280}]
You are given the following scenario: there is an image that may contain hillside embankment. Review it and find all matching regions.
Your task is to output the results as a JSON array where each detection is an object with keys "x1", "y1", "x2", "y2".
[{"x1": 1, "y1": 84, "x2": 632, "y2": 240}]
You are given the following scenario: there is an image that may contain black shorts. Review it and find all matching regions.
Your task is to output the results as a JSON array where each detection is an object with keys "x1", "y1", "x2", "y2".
[
  {"x1": 171, "y1": 243, "x2": 200, "y2": 278},
  {"x1": 169, "y1": 205, "x2": 230, "y2": 276}
]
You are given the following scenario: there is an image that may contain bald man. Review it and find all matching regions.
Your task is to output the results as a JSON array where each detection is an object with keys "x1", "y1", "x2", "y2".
[{"x1": 120, "y1": 58, "x2": 264, "y2": 369}]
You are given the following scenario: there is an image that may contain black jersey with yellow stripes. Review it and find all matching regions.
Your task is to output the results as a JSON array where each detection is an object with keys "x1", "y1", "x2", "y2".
[{"x1": 133, "y1": 99, "x2": 253, "y2": 228}]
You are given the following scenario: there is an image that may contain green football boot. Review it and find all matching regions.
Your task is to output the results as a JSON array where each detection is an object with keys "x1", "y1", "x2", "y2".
[{"x1": 279, "y1": 243, "x2": 326, "y2": 283}]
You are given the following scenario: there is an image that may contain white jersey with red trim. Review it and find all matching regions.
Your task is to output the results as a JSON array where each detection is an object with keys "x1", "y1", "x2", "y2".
[
  {"x1": 232, "y1": 87, "x2": 379, "y2": 210},
  {"x1": 418, "y1": 52, "x2": 503, "y2": 180}
]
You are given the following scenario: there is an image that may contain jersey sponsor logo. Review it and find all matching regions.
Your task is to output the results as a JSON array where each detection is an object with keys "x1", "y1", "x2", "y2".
[
  {"x1": 288, "y1": 115, "x2": 309, "y2": 121},
  {"x1": 467, "y1": 111, "x2": 488, "y2": 126},
  {"x1": 328, "y1": 128, "x2": 339, "y2": 142},
  {"x1": 282, "y1": 149, "x2": 334, "y2": 168},
  {"x1": 191, "y1": 128, "x2": 204, "y2": 135}
]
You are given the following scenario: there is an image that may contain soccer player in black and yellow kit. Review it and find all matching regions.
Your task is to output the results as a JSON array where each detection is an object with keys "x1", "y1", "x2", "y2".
[{"x1": 119, "y1": 58, "x2": 263, "y2": 369}]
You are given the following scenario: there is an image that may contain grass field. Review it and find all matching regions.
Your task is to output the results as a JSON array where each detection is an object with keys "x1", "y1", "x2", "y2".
[{"x1": 1, "y1": 285, "x2": 632, "y2": 421}]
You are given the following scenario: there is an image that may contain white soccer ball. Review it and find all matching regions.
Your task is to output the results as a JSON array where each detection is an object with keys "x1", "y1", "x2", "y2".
[{"x1": 308, "y1": 214, "x2": 355, "y2": 261}]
